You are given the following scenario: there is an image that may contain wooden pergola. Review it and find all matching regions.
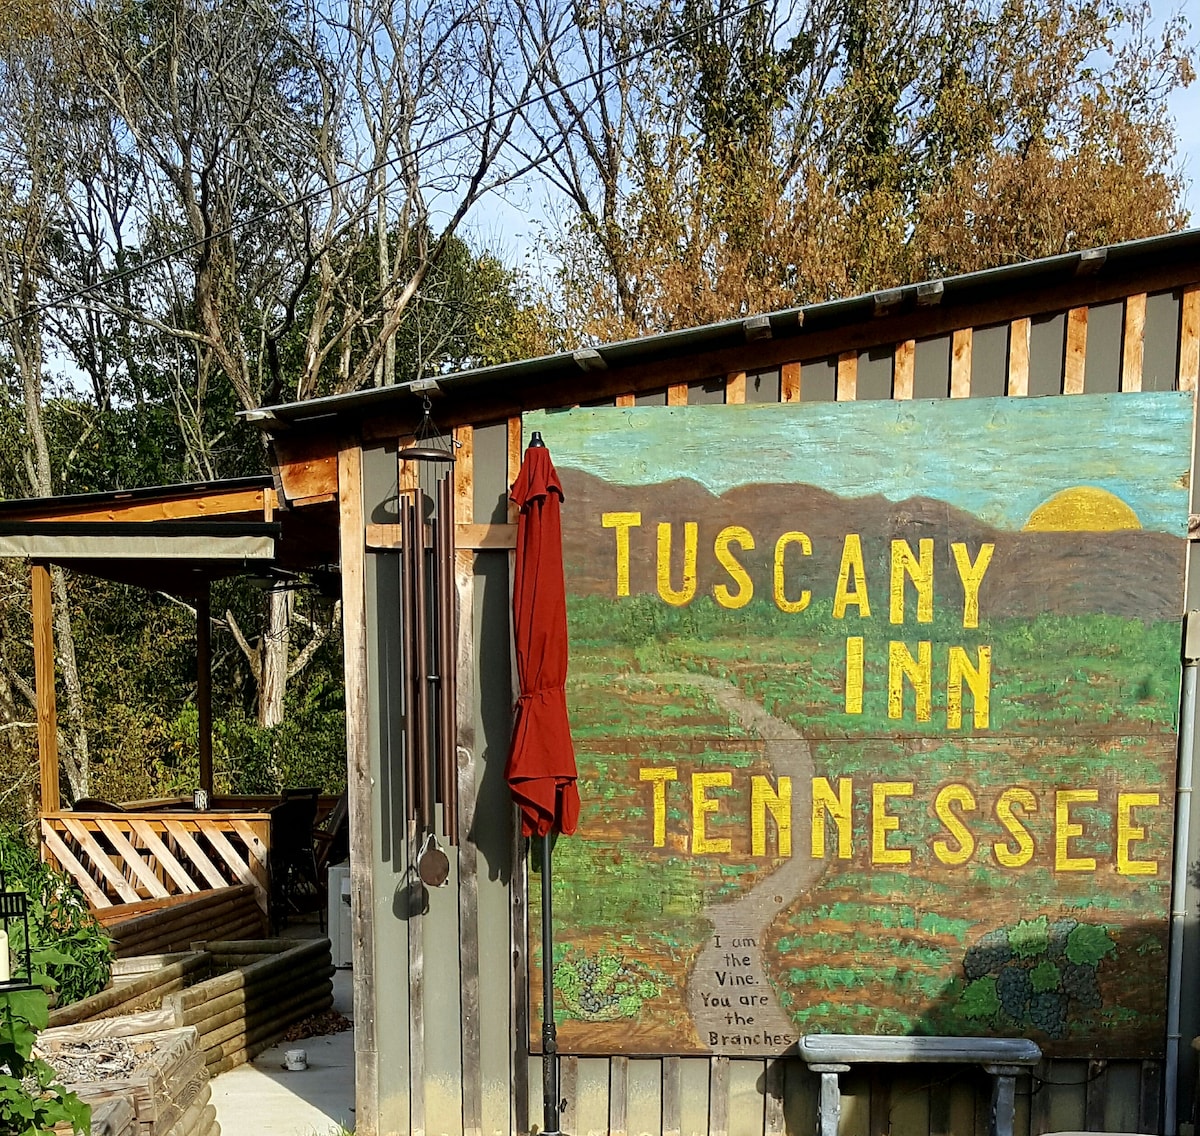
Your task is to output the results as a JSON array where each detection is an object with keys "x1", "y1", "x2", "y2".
[{"x1": 0, "y1": 475, "x2": 339, "y2": 913}]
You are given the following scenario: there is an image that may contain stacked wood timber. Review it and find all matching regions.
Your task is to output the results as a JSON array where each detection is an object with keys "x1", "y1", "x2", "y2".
[
  {"x1": 165, "y1": 938, "x2": 334, "y2": 1076},
  {"x1": 85, "y1": 1097, "x2": 136, "y2": 1136},
  {"x1": 48, "y1": 953, "x2": 211, "y2": 1028},
  {"x1": 97, "y1": 888, "x2": 266, "y2": 958},
  {"x1": 40, "y1": 1025, "x2": 216, "y2": 1136}
]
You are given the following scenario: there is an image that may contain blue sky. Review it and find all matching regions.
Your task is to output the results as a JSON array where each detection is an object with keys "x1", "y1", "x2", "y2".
[{"x1": 529, "y1": 393, "x2": 1195, "y2": 534}]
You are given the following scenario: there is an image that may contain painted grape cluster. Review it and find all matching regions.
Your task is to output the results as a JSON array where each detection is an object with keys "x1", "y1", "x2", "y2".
[
  {"x1": 957, "y1": 917, "x2": 1114, "y2": 1039},
  {"x1": 556, "y1": 950, "x2": 662, "y2": 1022}
]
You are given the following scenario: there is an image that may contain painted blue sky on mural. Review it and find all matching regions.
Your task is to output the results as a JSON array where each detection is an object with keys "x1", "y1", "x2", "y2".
[{"x1": 528, "y1": 392, "x2": 1194, "y2": 534}]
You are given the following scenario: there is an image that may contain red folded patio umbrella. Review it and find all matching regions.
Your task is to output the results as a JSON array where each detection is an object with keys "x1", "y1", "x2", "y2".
[
  {"x1": 505, "y1": 430, "x2": 578, "y2": 1136},
  {"x1": 505, "y1": 433, "x2": 580, "y2": 838}
]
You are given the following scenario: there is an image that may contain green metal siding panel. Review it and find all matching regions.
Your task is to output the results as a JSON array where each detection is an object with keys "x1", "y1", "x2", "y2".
[
  {"x1": 914, "y1": 336, "x2": 951, "y2": 399},
  {"x1": 1028, "y1": 312, "x2": 1066, "y2": 395},
  {"x1": 1083, "y1": 300, "x2": 1123, "y2": 393},
  {"x1": 970, "y1": 324, "x2": 1009, "y2": 398},
  {"x1": 856, "y1": 345, "x2": 893, "y2": 400},
  {"x1": 1144, "y1": 290, "x2": 1182, "y2": 391},
  {"x1": 800, "y1": 356, "x2": 837, "y2": 402}
]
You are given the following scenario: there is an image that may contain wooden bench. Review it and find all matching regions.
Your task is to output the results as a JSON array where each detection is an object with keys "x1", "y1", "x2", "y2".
[{"x1": 797, "y1": 1034, "x2": 1042, "y2": 1136}]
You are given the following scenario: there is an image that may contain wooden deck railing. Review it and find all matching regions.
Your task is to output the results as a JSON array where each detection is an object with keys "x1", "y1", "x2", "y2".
[{"x1": 40, "y1": 810, "x2": 273, "y2": 915}]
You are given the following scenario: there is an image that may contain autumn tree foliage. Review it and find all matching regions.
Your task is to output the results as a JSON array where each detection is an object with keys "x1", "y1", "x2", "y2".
[{"x1": 528, "y1": 0, "x2": 1196, "y2": 342}]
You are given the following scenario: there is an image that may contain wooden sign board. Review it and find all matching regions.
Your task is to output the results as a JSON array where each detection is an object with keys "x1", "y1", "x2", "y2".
[{"x1": 530, "y1": 393, "x2": 1193, "y2": 1059}]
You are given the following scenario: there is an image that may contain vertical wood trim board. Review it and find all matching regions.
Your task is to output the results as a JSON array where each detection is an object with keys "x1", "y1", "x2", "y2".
[
  {"x1": 31, "y1": 562, "x2": 59, "y2": 813},
  {"x1": 1139, "y1": 1059, "x2": 1161, "y2": 1132},
  {"x1": 1064, "y1": 306, "x2": 1088, "y2": 393},
  {"x1": 837, "y1": 351, "x2": 858, "y2": 401},
  {"x1": 780, "y1": 362, "x2": 801, "y2": 403},
  {"x1": 708, "y1": 1056, "x2": 729, "y2": 1136},
  {"x1": 506, "y1": 417, "x2": 522, "y2": 525},
  {"x1": 455, "y1": 548, "x2": 483, "y2": 1136},
  {"x1": 1084, "y1": 1061, "x2": 1107, "y2": 1130},
  {"x1": 1180, "y1": 285, "x2": 1200, "y2": 392},
  {"x1": 1008, "y1": 318, "x2": 1031, "y2": 396},
  {"x1": 454, "y1": 426, "x2": 474, "y2": 525},
  {"x1": 725, "y1": 371, "x2": 746, "y2": 404},
  {"x1": 950, "y1": 329, "x2": 973, "y2": 398},
  {"x1": 398, "y1": 437, "x2": 420, "y2": 493},
  {"x1": 763, "y1": 1060, "x2": 785, "y2": 1136},
  {"x1": 1122, "y1": 293, "x2": 1147, "y2": 391},
  {"x1": 667, "y1": 383, "x2": 688, "y2": 406},
  {"x1": 409, "y1": 820, "x2": 426, "y2": 1136},
  {"x1": 609, "y1": 1055, "x2": 629, "y2": 1136},
  {"x1": 615, "y1": 393, "x2": 635, "y2": 408},
  {"x1": 661, "y1": 1056, "x2": 681, "y2": 1136},
  {"x1": 510, "y1": 818, "x2": 529, "y2": 1136},
  {"x1": 893, "y1": 341, "x2": 915, "y2": 400},
  {"x1": 336, "y1": 444, "x2": 379, "y2": 1136},
  {"x1": 560, "y1": 1055, "x2": 579, "y2": 1135}
]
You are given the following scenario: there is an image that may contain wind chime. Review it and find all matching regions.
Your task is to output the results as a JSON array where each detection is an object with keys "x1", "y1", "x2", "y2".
[{"x1": 398, "y1": 397, "x2": 459, "y2": 886}]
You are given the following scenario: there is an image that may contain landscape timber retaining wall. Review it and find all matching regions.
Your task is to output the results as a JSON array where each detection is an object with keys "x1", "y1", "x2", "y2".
[
  {"x1": 40, "y1": 1024, "x2": 215, "y2": 1136},
  {"x1": 47, "y1": 939, "x2": 333, "y2": 1075},
  {"x1": 168, "y1": 938, "x2": 334, "y2": 1076},
  {"x1": 48, "y1": 954, "x2": 210, "y2": 1028},
  {"x1": 95, "y1": 887, "x2": 266, "y2": 958}
]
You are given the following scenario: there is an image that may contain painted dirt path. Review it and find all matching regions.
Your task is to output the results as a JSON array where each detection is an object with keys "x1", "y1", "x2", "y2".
[{"x1": 647, "y1": 672, "x2": 827, "y2": 1052}]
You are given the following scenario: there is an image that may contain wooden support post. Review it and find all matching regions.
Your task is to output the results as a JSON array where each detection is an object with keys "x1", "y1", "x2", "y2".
[
  {"x1": 1064, "y1": 306, "x2": 1088, "y2": 393},
  {"x1": 893, "y1": 341, "x2": 915, "y2": 400},
  {"x1": 780, "y1": 361, "x2": 801, "y2": 403},
  {"x1": 196, "y1": 584, "x2": 213, "y2": 799},
  {"x1": 31, "y1": 562, "x2": 59, "y2": 813},
  {"x1": 337, "y1": 442, "x2": 378, "y2": 1136},
  {"x1": 1180, "y1": 285, "x2": 1200, "y2": 392},
  {"x1": 836, "y1": 352, "x2": 858, "y2": 401},
  {"x1": 1121, "y1": 294, "x2": 1146, "y2": 392},
  {"x1": 1008, "y1": 318, "x2": 1031, "y2": 396},
  {"x1": 951, "y1": 329, "x2": 973, "y2": 398}
]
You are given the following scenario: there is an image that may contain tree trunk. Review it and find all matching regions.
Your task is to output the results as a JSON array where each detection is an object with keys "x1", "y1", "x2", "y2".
[{"x1": 258, "y1": 586, "x2": 293, "y2": 730}]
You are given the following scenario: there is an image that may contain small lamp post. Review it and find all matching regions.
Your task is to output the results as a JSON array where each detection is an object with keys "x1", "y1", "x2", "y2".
[{"x1": 0, "y1": 866, "x2": 35, "y2": 992}]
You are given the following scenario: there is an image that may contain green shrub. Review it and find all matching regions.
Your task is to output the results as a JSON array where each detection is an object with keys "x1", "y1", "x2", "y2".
[{"x1": 0, "y1": 829, "x2": 113, "y2": 1006}]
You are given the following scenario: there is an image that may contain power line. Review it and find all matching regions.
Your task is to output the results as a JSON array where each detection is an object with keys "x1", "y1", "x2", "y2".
[{"x1": 4, "y1": 0, "x2": 765, "y2": 332}]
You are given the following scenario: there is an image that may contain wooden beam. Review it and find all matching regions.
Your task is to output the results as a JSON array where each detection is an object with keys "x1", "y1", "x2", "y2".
[
  {"x1": 196, "y1": 585, "x2": 213, "y2": 800},
  {"x1": 950, "y1": 328, "x2": 972, "y2": 398},
  {"x1": 780, "y1": 361, "x2": 801, "y2": 403},
  {"x1": 273, "y1": 435, "x2": 339, "y2": 504},
  {"x1": 1180, "y1": 285, "x2": 1200, "y2": 392},
  {"x1": 337, "y1": 442, "x2": 378, "y2": 1136},
  {"x1": 454, "y1": 425, "x2": 474, "y2": 526},
  {"x1": 1008, "y1": 318, "x2": 1031, "y2": 396},
  {"x1": 20, "y1": 486, "x2": 272, "y2": 524},
  {"x1": 1064, "y1": 306, "x2": 1088, "y2": 393},
  {"x1": 667, "y1": 383, "x2": 687, "y2": 406},
  {"x1": 31, "y1": 563, "x2": 59, "y2": 814},
  {"x1": 365, "y1": 522, "x2": 516, "y2": 551},
  {"x1": 836, "y1": 351, "x2": 858, "y2": 401},
  {"x1": 893, "y1": 341, "x2": 915, "y2": 400},
  {"x1": 615, "y1": 393, "x2": 635, "y2": 408},
  {"x1": 725, "y1": 371, "x2": 746, "y2": 404},
  {"x1": 1121, "y1": 293, "x2": 1146, "y2": 391}
]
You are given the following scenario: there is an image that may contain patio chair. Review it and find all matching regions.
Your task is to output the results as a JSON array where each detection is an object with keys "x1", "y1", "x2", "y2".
[
  {"x1": 314, "y1": 792, "x2": 349, "y2": 874},
  {"x1": 269, "y1": 788, "x2": 325, "y2": 932}
]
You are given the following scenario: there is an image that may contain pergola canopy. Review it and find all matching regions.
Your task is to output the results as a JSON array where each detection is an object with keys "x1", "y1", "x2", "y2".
[{"x1": 0, "y1": 476, "x2": 338, "y2": 594}]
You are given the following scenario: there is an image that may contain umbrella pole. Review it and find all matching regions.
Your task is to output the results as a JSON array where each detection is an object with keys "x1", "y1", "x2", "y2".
[{"x1": 541, "y1": 832, "x2": 562, "y2": 1135}]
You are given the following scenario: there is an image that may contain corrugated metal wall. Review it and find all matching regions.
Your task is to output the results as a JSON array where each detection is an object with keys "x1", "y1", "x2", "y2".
[{"x1": 359, "y1": 285, "x2": 1200, "y2": 1136}]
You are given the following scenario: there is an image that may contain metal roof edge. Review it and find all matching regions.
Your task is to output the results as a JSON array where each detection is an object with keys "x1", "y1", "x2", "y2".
[{"x1": 249, "y1": 227, "x2": 1200, "y2": 427}]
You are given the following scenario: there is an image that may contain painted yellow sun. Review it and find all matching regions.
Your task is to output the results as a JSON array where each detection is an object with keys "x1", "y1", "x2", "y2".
[{"x1": 1023, "y1": 486, "x2": 1142, "y2": 532}]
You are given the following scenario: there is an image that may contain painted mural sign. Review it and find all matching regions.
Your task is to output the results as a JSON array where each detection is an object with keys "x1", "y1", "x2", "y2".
[{"x1": 530, "y1": 392, "x2": 1193, "y2": 1059}]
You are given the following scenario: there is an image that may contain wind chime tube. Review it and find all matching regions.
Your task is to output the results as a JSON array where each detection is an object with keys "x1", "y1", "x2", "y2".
[
  {"x1": 436, "y1": 474, "x2": 459, "y2": 845},
  {"x1": 411, "y1": 489, "x2": 435, "y2": 834},
  {"x1": 398, "y1": 491, "x2": 420, "y2": 827}
]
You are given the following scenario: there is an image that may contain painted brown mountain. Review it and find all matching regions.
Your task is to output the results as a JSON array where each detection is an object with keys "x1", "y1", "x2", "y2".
[{"x1": 559, "y1": 469, "x2": 1185, "y2": 622}]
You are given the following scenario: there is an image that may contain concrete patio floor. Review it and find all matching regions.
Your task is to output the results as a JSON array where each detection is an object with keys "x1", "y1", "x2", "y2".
[{"x1": 209, "y1": 959, "x2": 355, "y2": 1136}]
